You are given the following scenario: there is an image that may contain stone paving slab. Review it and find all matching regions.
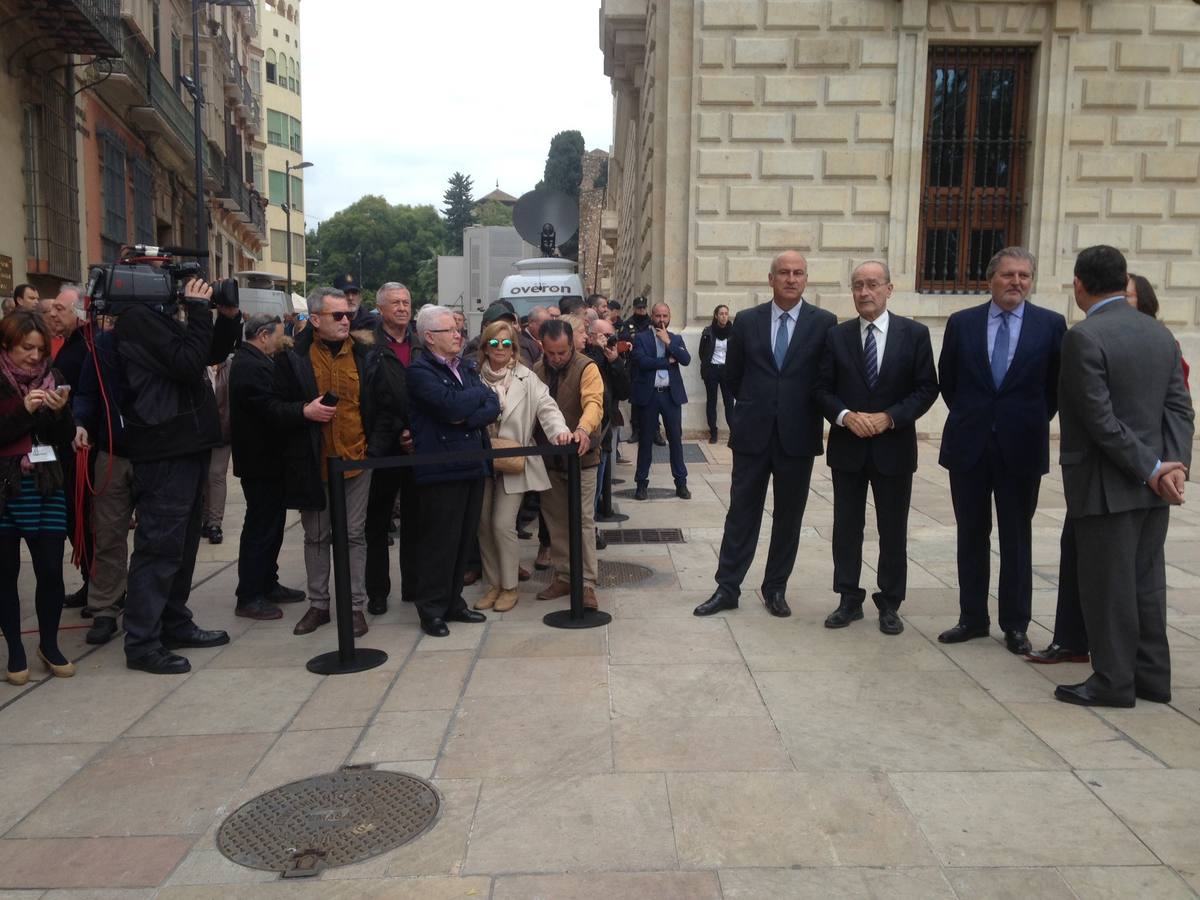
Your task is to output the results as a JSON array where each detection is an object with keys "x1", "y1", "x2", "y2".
[{"x1": 1, "y1": 440, "x2": 1199, "y2": 895}]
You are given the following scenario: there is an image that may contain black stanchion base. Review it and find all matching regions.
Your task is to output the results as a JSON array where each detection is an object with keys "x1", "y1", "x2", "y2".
[
  {"x1": 543, "y1": 608, "x2": 612, "y2": 629},
  {"x1": 306, "y1": 647, "x2": 389, "y2": 675},
  {"x1": 596, "y1": 511, "x2": 630, "y2": 523}
]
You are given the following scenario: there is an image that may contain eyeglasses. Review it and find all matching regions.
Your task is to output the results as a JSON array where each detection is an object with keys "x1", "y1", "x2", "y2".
[
  {"x1": 851, "y1": 281, "x2": 889, "y2": 291},
  {"x1": 426, "y1": 327, "x2": 455, "y2": 334},
  {"x1": 487, "y1": 338, "x2": 514, "y2": 348},
  {"x1": 295, "y1": 313, "x2": 308, "y2": 321},
  {"x1": 319, "y1": 311, "x2": 351, "y2": 321}
]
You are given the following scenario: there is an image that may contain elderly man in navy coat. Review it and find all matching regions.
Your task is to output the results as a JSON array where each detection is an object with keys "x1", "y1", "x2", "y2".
[
  {"x1": 936, "y1": 247, "x2": 1066, "y2": 655},
  {"x1": 631, "y1": 302, "x2": 691, "y2": 500}
]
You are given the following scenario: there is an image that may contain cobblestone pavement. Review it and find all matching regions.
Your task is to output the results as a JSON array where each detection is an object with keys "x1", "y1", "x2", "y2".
[{"x1": 2, "y1": 440, "x2": 1199, "y2": 898}]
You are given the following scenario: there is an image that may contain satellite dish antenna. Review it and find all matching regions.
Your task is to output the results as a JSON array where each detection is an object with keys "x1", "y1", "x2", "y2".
[{"x1": 513, "y1": 189, "x2": 579, "y2": 257}]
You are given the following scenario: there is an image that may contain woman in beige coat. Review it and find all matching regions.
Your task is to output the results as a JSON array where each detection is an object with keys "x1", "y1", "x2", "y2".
[{"x1": 475, "y1": 321, "x2": 571, "y2": 611}]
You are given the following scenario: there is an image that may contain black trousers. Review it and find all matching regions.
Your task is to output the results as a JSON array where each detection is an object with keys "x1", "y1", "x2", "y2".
[
  {"x1": 715, "y1": 430, "x2": 813, "y2": 598},
  {"x1": 1075, "y1": 507, "x2": 1170, "y2": 702},
  {"x1": 636, "y1": 390, "x2": 686, "y2": 486},
  {"x1": 831, "y1": 461, "x2": 913, "y2": 612},
  {"x1": 412, "y1": 478, "x2": 484, "y2": 623},
  {"x1": 703, "y1": 364, "x2": 734, "y2": 433},
  {"x1": 0, "y1": 532, "x2": 66, "y2": 667},
  {"x1": 124, "y1": 451, "x2": 207, "y2": 660},
  {"x1": 235, "y1": 477, "x2": 287, "y2": 606},
  {"x1": 364, "y1": 466, "x2": 421, "y2": 604},
  {"x1": 948, "y1": 437, "x2": 1040, "y2": 634},
  {"x1": 1051, "y1": 517, "x2": 1089, "y2": 651}
]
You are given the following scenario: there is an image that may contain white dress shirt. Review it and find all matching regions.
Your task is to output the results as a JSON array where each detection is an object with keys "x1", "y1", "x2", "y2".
[{"x1": 836, "y1": 310, "x2": 890, "y2": 427}]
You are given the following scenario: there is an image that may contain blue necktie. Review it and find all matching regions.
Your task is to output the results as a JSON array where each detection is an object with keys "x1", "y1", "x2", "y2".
[
  {"x1": 774, "y1": 312, "x2": 791, "y2": 368},
  {"x1": 991, "y1": 311, "x2": 1011, "y2": 388},
  {"x1": 864, "y1": 323, "x2": 878, "y2": 389}
]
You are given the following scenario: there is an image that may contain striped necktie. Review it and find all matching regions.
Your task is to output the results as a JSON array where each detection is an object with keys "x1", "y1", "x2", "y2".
[{"x1": 864, "y1": 323, "x2": 878, "y2": 389}]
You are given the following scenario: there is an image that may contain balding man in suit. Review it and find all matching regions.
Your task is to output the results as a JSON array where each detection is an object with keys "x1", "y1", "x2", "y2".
[
  {"x1": 695, "y1": 251, "x2": 837, "y2": 619},
  {"x1": 1053, "y1": 245, "x2": 1193, "y2": 707}
]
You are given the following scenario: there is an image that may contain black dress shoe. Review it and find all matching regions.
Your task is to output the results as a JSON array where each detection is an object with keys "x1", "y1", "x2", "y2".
[
  {"x1": 208, "y1": 525, "x2": 223, "y2": 545},
  {"x1": 675, "y1": 483, "x2": 691, "y2": 500},
  {"x1": 762, "y1": 590, "x2": 791, "y2": 618},
  {"x1": 1004, "y1": 631, "x2": 1032, "y2": 655},
  {"x1": 421, "y1": 618, "x2": 449, "y2": 637},
  {"x1": 596, "y1": 529, "x2": 608, "y2": 550},
  {"x1": 694, "y1": 590, "x2": 738, "y2": 616},
  {"x1": 367, "y1": 596, "x2": 388, "y2": 615},
  {"x1": 879, "y1": 609, "x2": 904, "y2": 635},
  {"x1": 824, "y1": 606, "x2": 863, "y2": 629},
  {"x1": 938, "y1": 623, "x2": 990, "y2": 644},
  {"x1": 1026, "y1": 643, "x2": 1089, "y2": 664},
  {"x1": 266, "y1": 584, "x2": 306, "y2": 604},
  {"x1": 63, "y1": 584, "x2": 88, "y2": 609},
  {"x1": 235, "y1": 599, "x2": 283, "y2": 620},
  {"x1": 1054, "y1": 682, "x2": 1134, "y2": 708},
  {"x1": 127, "y1": 648, "x2": 191, "y2": 675},
  {"x1": 1136, "y1": 687, "x2": 1171, "y2": 704},
  {"x1": 446, "y1": 608, "x2": 486, "y2": 624},
  {"x1": 85, "y1": 616, "x2": 119, "y2": 645},
  {"x1": 160, "y1": 626, "x2": 230, "y2": 649},
  {"x1": 634, "y1": 484, "x2": 648, "y2": 501}
]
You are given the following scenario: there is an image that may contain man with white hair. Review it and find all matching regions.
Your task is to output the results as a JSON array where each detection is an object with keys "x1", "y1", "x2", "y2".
[{"x1": 404, "y1": 305, "x2": 500, "y2": 636}]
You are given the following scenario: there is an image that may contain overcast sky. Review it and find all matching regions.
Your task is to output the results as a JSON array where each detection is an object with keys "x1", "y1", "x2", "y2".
[{"x1": 301, "y1": 1, "x2": 614, "y2": 225}]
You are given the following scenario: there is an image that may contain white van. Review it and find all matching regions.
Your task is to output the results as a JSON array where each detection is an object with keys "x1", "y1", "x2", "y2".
[{"x1": 496, "y1": 257, "x2": 585, "y2": 319}]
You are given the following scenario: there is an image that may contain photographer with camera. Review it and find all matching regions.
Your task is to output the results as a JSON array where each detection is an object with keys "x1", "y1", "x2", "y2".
[
  {"x1": 584, "y1": 316, "x2": 631, "y2": 538},
  {"x1": 114, "y1": 277, "x2": 242, "y2": 675}
]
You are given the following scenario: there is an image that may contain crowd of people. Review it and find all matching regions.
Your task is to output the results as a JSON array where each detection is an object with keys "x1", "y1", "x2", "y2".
[{"x1": 0, "y1": 243, "x2": 1193, "y2": 709}]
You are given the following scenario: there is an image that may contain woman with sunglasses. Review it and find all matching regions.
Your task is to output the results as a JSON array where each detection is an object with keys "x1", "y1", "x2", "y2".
[{"x1": 474, "y1": 321, "x2": 572, "y2": 612}]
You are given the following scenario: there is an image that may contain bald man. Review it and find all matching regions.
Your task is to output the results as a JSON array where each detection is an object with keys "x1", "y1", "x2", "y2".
[{"x1": 696, "y1": 251, "x2": 837, "y2": 619}]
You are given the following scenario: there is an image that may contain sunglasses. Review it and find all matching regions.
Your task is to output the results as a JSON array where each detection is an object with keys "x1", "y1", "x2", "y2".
[
  {"x1": 320, "y1": 311, "x2": 351, "y2": 321},
  {"x1": 487, "y1": 338, "x2": 514, "y2": 348}
]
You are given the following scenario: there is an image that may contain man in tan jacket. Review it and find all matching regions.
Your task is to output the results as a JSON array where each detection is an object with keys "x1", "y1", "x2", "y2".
[{"x1": 533, "y1": 319, "x2": 604, "y2": 608}]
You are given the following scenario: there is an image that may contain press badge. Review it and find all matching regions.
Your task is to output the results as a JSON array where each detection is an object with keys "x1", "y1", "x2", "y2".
[{"x1": 29, "y1": 444, "x2": 57, "y2": 464}]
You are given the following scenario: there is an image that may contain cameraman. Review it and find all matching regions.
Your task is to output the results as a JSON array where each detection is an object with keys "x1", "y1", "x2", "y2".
[{"x1": 114, "y1": 278, "x2": 242, "y2": 674}]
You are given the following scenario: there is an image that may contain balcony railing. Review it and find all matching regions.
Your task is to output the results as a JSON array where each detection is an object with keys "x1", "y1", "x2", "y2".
[
  {"x1": 214, "y1": 161, "x2": 251, "y2": 220},
  {"x1": 247, "y1": 191, "x2": 268, "y2": 237},
  {"x1": 145, "y1": 65, "x2": 195, "y2": 152},
  {"x1": 24, "y1": 0, "x2": 122, "y2": 58}
]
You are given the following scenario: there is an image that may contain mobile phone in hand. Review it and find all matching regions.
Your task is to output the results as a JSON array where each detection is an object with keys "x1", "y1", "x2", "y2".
[{"x1": 320, "y1": 391, "x2": 339, "y2": 407}]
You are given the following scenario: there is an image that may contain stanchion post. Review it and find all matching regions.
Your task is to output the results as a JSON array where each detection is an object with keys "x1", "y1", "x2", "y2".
[
  {"x1": 544, "y1": 445, "x2": 611, "y2": 630},
  {"x1": 600, "y1": 447, "x2": 613, "y2": 518},
  {"x1": 307, "y1": 457, "x2": 389, "y2": 674}
]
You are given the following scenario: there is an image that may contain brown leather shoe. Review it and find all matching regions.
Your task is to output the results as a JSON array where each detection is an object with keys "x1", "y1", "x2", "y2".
[
  {"x1": 352, "y1": 611, "x2": 368, "y2": 637},
  {"x1": 293, "y1": 607, "x2": 331, "y2": 635},
  {"x1": 475, "y1": 587, "x2": 500, "y2": 610},
  {"x1": 494, "y1": 589, "x2": 519, "y2": 612},
  {"x1": 462, "y1": 570, "x2": 481, "y2": 587},
  {"x1": 518, "y1": 566, "x2": 531, "y2": 582},
  {"x1": 536, "y1": 580, "x2": 570, "y2": 601},
  {"x1": 583, "y1": 587, "x2": 598, "y2": 609}
]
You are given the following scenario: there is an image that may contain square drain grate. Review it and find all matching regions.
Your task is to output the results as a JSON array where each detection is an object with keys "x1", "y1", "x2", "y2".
[{"x1": 600, "y1": 528, "x2": 685, "y2": 545}]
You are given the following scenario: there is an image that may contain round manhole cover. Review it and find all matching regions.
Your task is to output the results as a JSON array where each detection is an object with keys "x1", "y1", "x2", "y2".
[
  {"x1": 614, "y1": 487, "x2": 678, "y2": 500},
  {"x1": 529, "y1": 559, "x2": 654, "y2": 588},
  {"x1": 217, "y1": 769, "x2": 439, "y2": 875}
]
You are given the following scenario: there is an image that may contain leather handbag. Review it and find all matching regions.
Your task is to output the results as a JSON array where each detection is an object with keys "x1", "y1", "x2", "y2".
[{"x1": 490, "y1": 436, "x2": 526, "y2": 476}]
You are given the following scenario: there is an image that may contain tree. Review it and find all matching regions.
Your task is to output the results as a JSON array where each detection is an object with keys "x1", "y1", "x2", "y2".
[
  {"x1": 474, "y1": 199, "x2": 513, "y2": 226},
  {"x1": 310, "y1": 195, "x2": 445, "y2": 303},
  {"x1": 537, "y1": 130, "x2": 585, "y2": 198},
  {"x1": 442, "y1": 171, "x2": 475, "y2": 253}
]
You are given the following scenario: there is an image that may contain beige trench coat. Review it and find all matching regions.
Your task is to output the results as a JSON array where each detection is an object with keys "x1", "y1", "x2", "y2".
[{"x1": 489, "y1": 363, "x2": 570, "y2": 494}]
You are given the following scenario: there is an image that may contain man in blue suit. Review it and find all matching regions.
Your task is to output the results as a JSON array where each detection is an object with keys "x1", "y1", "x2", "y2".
[
  {"x1": 631, "y1": 303, "x2": 691, "y2": 499},
  {"x1": 937, "y1": 247, "x2": 1066, "y2": 655}
]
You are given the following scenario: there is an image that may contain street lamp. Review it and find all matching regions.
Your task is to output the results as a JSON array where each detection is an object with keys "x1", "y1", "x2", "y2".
[
  {"x1": 284, "y1": 159, "x2": 313, "y2": 297},
  {"x1": 186, "y1": 0, "x2": 253, "y2": 276}
]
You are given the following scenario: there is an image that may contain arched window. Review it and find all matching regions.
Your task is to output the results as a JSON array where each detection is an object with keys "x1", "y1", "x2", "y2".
[
  {"x1": 265, "y1": 48, "x2": 276, "y2": 84},
  {"x1": 295, "y1": 59, "x2": 300, "y2": 94}
]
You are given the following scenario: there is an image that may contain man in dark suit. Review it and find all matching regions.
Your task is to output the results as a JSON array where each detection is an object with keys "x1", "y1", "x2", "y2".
[
  {"x1": 631, "y1": 302, "x2": 691, "y2": 500},
  {"x1": 816, "y1": 261, "x2": 939, "y2": 635},
  {"x1": 936, "y1": 247, "x2": 1067, "y2": 655},
  {"x1": 1053, "y1": 245, "x2": 1193, "y2": 707},
  {"x1": 695, "y1": 250, "x2": 837, "y2": 618}
]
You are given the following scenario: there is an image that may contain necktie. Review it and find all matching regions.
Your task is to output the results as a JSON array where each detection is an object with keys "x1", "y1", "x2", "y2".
[
  {"x1": 864, "y1": 323, "x2": 878, "y2": 389},
  {"x1": 774, "y1": 312, "x2": 791, "y2": 368},
  {"x1": 991, "y1": 311, "x2": 1011, "y2": 388}
]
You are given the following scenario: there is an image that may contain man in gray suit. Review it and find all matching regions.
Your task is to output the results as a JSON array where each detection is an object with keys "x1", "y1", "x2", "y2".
[{"x1": 1054, "y1": 245, "x2": 1194, "y2": 708}]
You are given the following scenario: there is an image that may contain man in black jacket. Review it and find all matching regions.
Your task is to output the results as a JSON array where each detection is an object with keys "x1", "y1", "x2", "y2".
[
  {"x1": 363, "y1": 282, "x2": 416, "y2": 615},
  {"x1": 114, "y1": 279, "x2": 242, "y2": 674},
  {"x1": 815, "y1": 261, "x2": 939, "y2": 635},
  {"x1": 229, "y1": 314, "x2": 310, "y2": 620},
  {"x1": 584, "y1": 316, "x2": 632, "y2": 539}
]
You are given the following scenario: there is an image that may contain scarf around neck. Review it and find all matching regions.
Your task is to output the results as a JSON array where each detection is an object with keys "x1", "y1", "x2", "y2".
[
  {"x1": 710, "y1": 320, "x2": 733, "y2": 340},
  {"x1": 0, "y1": 349, "x2": 54, "y2": 397}
]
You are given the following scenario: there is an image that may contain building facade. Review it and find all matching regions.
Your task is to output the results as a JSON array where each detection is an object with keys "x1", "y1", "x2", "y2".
[
  {"x1": 259, "y1": 0, "x2": 305, "y2": 291},
  {"x1": 600, "y1": 0, "x2": 1200, "y2": 427}
]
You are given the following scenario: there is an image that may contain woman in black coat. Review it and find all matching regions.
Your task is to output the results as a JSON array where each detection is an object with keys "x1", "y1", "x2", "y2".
[{"x1": 698, "y1": 304, "x2": 735, "y2": 443}]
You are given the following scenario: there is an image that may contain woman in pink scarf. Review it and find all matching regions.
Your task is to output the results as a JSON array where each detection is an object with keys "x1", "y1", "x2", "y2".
[{"x1": 0, "y1": 310, "x2": 78, "y2": 684}]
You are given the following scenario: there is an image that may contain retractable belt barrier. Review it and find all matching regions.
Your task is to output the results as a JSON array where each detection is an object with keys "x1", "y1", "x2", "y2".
[{"x1": 307, "y1": 443, "x2": 611, "y2": 676}]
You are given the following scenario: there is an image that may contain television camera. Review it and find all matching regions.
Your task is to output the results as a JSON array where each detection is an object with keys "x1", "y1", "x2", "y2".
[{"x1": 85, "y1": 245, "x2": 239, "y2": 316}]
